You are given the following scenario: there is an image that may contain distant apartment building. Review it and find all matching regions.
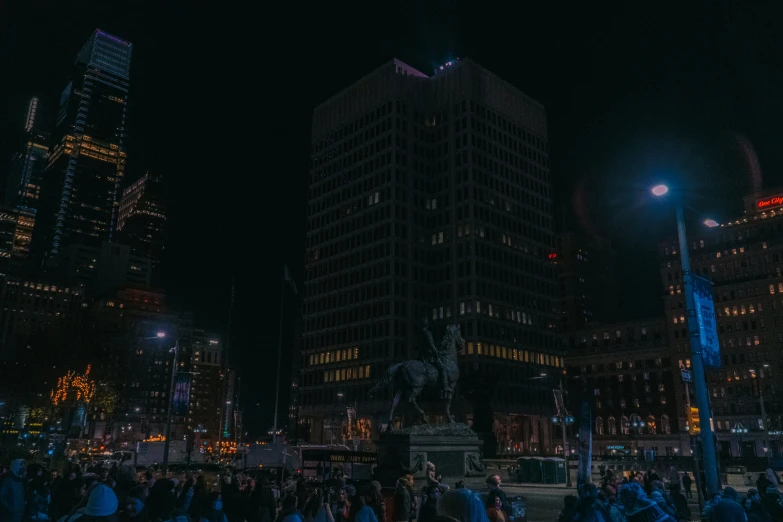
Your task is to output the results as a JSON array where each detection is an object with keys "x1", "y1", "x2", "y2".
[
  {"x1": 660, "y1": 189, "x2": 783, "y2": 458},
  {"x1": 563, "y1": 318, "x2": 685, "y2": 457}
]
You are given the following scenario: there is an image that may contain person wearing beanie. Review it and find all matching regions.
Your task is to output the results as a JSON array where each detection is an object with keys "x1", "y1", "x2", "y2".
[{"x1": 64, "y1": 484, "x2": 120, "y2": 522}]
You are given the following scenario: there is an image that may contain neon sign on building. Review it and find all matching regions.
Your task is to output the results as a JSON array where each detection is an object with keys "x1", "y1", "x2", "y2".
[{"x1": 756, "y1": 196, "x2": 783, "y2": 210}]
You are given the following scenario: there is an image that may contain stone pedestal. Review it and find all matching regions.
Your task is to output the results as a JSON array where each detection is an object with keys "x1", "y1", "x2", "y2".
[{"x1": 375, "y1": 423, "x2": 487, "y2": 488}]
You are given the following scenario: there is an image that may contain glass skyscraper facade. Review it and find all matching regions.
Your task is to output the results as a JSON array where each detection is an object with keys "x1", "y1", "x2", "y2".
[
  {"x1": 35, "y1": 30, "x2": 132, "y2": 261},
  {"x1": 297, "y1": 59, "x2": 560, "y2": 452}
]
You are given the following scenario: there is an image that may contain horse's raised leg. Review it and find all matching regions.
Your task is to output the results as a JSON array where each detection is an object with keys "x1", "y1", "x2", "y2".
[
  {"x1": 409, "y1": 389, "x2": 428, "y2": 424},
  {"x1": 388, "y1": 390, "x2": 402, "y2": 430}
]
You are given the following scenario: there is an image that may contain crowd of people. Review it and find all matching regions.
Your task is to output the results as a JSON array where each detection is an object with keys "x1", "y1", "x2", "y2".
[
  {"x1": 0, "y1": 458, "x2": 280, "y2": 522},
  {"x1": 555, "y1": 466, "x2": 783, "y2": 522},
  {"x1": 6, "y1": 457, "x2": 783, "y2": 522}
]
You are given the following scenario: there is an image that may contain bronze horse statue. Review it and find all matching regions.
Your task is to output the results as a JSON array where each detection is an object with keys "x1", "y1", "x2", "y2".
[{"x1": 369, "y1": 324, "x2": 464, "y2": 427}]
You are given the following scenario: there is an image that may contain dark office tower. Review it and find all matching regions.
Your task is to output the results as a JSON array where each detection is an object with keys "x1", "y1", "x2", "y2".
[
  {"x1": 554, "y1": 231, "x2": 619, "y2": 332},
  {"x1": 117, "y1": 172, "x2": 165, "y2": 281},
  {"x1": 5, "y1": 98, "x2": 49, "y2": 260},
  {"x1": 35, "y1": 30, "x2": 132, "y2": 262},
  {"x1": 298, "y1": 59, "x2": 559, "y2": 452}
]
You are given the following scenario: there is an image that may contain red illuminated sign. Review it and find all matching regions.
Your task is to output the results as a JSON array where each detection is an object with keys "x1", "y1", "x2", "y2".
[{"x1": 757, "y1": 196, "x2": 783, "y2": 210}]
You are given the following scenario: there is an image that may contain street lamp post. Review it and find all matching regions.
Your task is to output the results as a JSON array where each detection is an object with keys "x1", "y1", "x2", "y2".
[
  {"x1": 652, "y1": 185, "x2": 720, "y2": 497},
  {"x1": 158, "y1": 332, "x2": 179, "y2": 475},
  {"x1": 750, "y1": 365, "x2": 772, "y2": 465}
]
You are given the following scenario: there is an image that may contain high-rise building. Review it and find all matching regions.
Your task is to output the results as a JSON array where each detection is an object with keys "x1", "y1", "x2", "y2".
[
  {"x1": 5, "y1": 99, "x2": 49, "y2": 212},
  {"x1": 188, "y1": 331, "x2": 224, "y2": 443},
  {"x1": 660, "y1": 189, "x2": 783, "y2": 459},
  {"x1": 116, "y1": 172, "x2": 165, "y2": 282},
  {"x1": 5, "y1": 98, "x2": 49, "y2": 260},
  {"x1": 35, "y1": 30, "x2": 132, "y2": 264},
  {"x1": 298, "y1": 59, "x2": 559, "y2": 450},
  {"x1": 59, "y1": 241, "x2": 152, "y2": 295},
  {"x1": 554, "y1": 232, "x2": 619, "y2": 332}
]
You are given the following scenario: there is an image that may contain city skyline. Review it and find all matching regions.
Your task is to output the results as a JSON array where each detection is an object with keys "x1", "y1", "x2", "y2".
[{"x1": 3, "y1": 1, "x2": 783, "y2": 433}]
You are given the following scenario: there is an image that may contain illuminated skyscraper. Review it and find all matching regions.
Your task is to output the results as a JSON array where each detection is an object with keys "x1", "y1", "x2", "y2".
[
  {"x1": 35, "y1": 29, "x2": 132, "y2": 262},
  {"x1": 5, "y1": 98, "x2": 49, "y2": 263},
  {"x1": 298, "y1": 59, "x2": 559, "y2": 452},
  {"x1": 117, "y1": 172, "x2": 165, "y2": 282}
]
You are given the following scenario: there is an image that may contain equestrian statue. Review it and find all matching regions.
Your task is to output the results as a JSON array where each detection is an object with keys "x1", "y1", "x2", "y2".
[{"x1": 369, "y1": 319, "x2": 464, "y2": 427}]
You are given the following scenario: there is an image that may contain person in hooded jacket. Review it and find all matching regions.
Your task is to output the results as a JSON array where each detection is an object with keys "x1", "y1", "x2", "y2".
[{"x1": 1, "y1": 459, "x2": 27, "y2": 522}]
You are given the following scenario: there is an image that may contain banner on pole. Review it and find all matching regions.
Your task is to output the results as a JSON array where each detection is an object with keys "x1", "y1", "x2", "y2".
[
  {"x1": 692, "y1": 275, "x2": 721, "y2": 368},
  {"x1": 577, "y1": 398, "x2": 592, "y2": 487},
  {"x1": 172, "y1": 373, "x2": 191, "y2": 415}
]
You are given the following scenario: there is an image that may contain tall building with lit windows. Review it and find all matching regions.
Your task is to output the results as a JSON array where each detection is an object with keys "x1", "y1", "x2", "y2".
[
  {"x1": 5, "y1": 98, "x2": 49, "y2": 213},
  {"x1": 659, "y1": 189, "x2": 783, "y2": 460},
  {"x1": 298, "y1": 59, "x2": 559, "y2": 453},
  {"x1": 117, "y1": 172, "x2": 165, "y2": 283},
  {"x1": 4, "y1": 98, "x2": 49, "y2": 263},
  {"x1": 34, "y1": 29, "x2": 132, "y2": 264}
]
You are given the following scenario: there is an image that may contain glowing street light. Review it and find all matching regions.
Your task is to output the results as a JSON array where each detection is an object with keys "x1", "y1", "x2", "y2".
[
  {"x1": 156, "y1": 332, "x2": 166, "y2": 338},
  {"x1": 703, "y1": 219, "x2": 719, "y2": 228},
  {"x1": 649, "y1": 183, "x2": 719, "y2": 497},
  {"x1": 651, "y1": 185, "x2": 669, "y2": 197}
]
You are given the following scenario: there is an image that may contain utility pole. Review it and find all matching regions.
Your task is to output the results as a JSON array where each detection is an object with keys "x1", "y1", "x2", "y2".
[
  {"x1": 161, "y1": 339, "x2": 179, "y2": 475},
  {"x1": 273, "y1": 275, "x2": 284, "y2": 444},
  {"x1": 676, "y1": 204, "x2": 719, "y2": 497}
]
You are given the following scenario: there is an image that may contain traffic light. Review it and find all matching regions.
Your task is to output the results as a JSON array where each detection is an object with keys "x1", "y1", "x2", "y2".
[{"x1": 690, "y1": 407, "x2": 700, "y2": 435}]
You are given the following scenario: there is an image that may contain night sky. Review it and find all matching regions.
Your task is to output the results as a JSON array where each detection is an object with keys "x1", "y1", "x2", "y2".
[{"x1": 3, "y1": 1, "x2": 783, "y2": 434}]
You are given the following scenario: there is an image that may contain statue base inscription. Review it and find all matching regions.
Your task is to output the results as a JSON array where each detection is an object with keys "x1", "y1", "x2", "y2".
[{"x1": 375, "y1": 423, "x2": 487, "y2": 488}]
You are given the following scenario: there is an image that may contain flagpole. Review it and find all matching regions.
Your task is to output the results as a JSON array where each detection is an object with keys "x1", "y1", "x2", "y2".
[{"x1": 272, "y1": 269, "x2": 284, "y2": 443}]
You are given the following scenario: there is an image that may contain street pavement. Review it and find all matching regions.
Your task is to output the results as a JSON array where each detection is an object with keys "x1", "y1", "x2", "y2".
[{"x1": 504, "y1": 484, "x2": 573, "y2": 522}]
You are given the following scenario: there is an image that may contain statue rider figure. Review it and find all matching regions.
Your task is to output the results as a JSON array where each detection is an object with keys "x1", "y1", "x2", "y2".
[{"x1": 421, "y1": 317, "x2": 451, "y2": 398}]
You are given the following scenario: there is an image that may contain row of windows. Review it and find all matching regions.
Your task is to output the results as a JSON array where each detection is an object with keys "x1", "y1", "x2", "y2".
[
  {"x1": 308, "y1": 347, "x2": 359, "y2": 366},
  {"x1": 465, "y1": 341, "x2": 561, "y2": 367},
  {"x1": 323, "y1": 365, "x2": 372, "y2": 383},
  {"x1": 596, "y1": 396, "x2": 667, "y2": 408},
  {"x1": 595, "y1": 415, "x2": 671, "y2": 435}
]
